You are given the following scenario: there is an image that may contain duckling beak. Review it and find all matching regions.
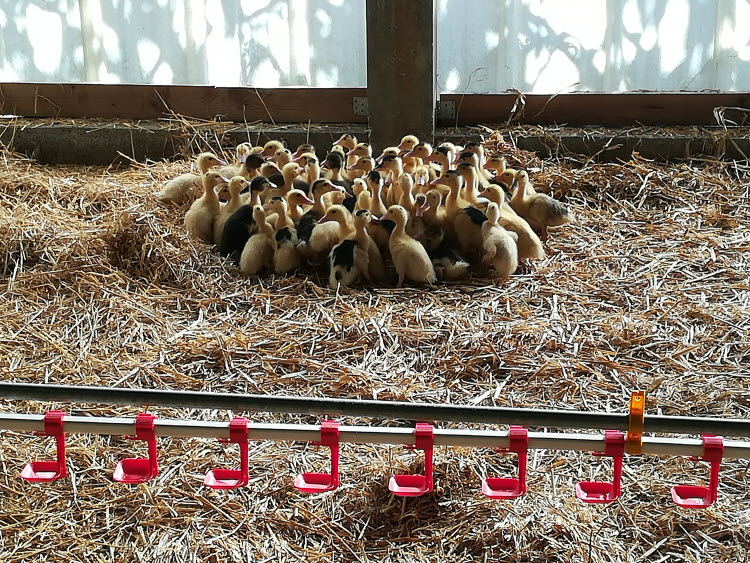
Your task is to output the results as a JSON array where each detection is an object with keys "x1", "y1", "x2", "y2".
[
  {"x1": 396, "y1": 141, "x2": 410, "y2": 150},
  {"x1": 267, "y1": 182, "x2": 278, "y2": 189},
  {"x1": 414, "y1": 205, "x2": 424, "y2": 218},
  {"x1": 262, "y1": 203, "x2": 272, "y2": 211},
  {"x1": 216, "y1": 158, "x2": 227, "y2": 166},
  {"x1": 298, "y1": 194, "x2": 314, "y2": 205},
  {"x1": 317, "y1": 215, "x2": 332, "y2": 224},
  {"x1": 220, "y1": 176, "x2": 232, "y2": 183},
  {"x1": 264, "y1": 155, "x2": 275, "y2": 161},
  {"x1": 482, "y1": 162, "x2": 493, "y2": 170},
  {"x1": 428, "y1": 177, "x2": 443, "y2": 186},
  {"x1": 416, "y1": 175, "x2": 427, "y2": 186},
  {"x1": 346, "y1": 148, "x2": 356, "y2": 156},
  {"x1": 346, "y1": 163, "x2": 360, "y2": 171},
  {"x1": 291, "y1": 155, "x2": 304, "y2": 164},
  {"x1": 401, "y1": 150, "x2": 415, "y2": 159}
]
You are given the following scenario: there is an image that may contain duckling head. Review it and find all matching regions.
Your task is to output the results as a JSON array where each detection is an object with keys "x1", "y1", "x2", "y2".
[
  {"x1": 512, "y1": 170, "x2": 529, "y2": 191},
  {"x1": 236, "y1": 143, "x2": 252, "y2": 160},
  {"x1": 374, "y1": 153, "x2": 401, "y2": 173},
  {"x1": 484, "y1": 155, "x2": 507, "y2": 171},
  {"x1": 354, "y1": 208, "x2": 372, "y2": 227},
  {"x1": 429, "y1": 169, "x2": 463, "y2": 190},
  {"x1": 282, "y1": 162, "x2": 303, "y2": 178},
  {"x1": 414, "y1": 193, "x2": 429, "y2": 217},
  {"x1": 228, "y1": 176, "x2": 248, "y2": 196},
  {"x1": 204, "y1": 171, "x2": 229, "y2": 189},
  {"x1": 485, "y1": 202, "x2": 501, "y2": 225},
  {"x1": 397, "y1": 135, "x2": 419, "y2": 151},
  {"x1": 318, "y1": 204, "x2": 350, "y2": 225},
  {"x1": 322, "y1": 152, "x2": 344, "y2": 171},
  {"x1": 198, "y1": 152, "x2": 226, "y2": 169},
  {"x1": 311, "y1": 178, "x2": 337, "y2": 196},
  {"x1": 348, "y1": 156, "x2": 373, "y2": 172},
  {"x1": 494, "y1": 170, "x2": 515, "y2": 188},
  {"x1": 244, "y1": 153, "x2": 265, "y2": 170},
  {"x1": 264, "y1": 196, "x2": 288, "y2": 214},
  {"x1": 260, "y1": 140, "x2": 285, "y2": 158},
  {"x1": 482, "y1": 185, "x2": 505, "y2": 206},
  {"x1": 252, "y1": 204, "x2": 267, "y2": 223},
  {"x1": 383, "y1": 204, "x2": 409, "y2": 226},
  {"x1": 333, "y1": 133, "x2": 357, "y2": 150},
  {"x1": 348, "y1": 142, "x2": 371, "y2": 157},
  {"x1": 293, "y1": 143, "x2": 316, "y2": 158},
  {"x1": 287, "y1": 189, "x2": 314, "y2": 206},
  {"x1": 352, "y1": 178, "x2": 367, "y2": 195}
]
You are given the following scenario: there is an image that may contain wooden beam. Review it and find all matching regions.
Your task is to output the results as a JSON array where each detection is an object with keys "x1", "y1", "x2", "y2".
[
  {"x1": 0, "y1": 83, "x2": 368, "y2": 123},
  {"x1": 441, "y1": 92, "x2": 750, "y2": 127},
  {"x1": 366, "y1": 0, "x2": 436, "y2": 151}
]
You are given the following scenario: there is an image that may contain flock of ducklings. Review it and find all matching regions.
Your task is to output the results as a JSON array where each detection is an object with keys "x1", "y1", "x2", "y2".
[{"x1": 154, "y1": 134, "x2": 574, "y2": 288}]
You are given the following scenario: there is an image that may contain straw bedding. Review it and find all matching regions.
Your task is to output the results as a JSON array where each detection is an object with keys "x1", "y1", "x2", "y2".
[{"x1": 1, "y1": 127, "x2": 749, "y2": 562}]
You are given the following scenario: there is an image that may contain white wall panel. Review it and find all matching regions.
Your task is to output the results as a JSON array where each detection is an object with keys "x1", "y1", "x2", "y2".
[{"x1": 0, "y1": 0, "x2": 747, "y2": 92}]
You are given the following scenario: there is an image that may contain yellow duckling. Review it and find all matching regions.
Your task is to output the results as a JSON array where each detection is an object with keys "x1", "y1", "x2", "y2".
[
  {"x1": 509, "y1": 171, "x2": 574, "y2": 241},
  {"x1": 156, "y1": 152, "x2": 225, "y2": 205},
  {"x1": 239, "y1": 205, "x2": 275, "y2": 275},
  {"x1": 383, "y1": 205, "x2": 436, "y2": 287},
  {"x1": 213, "y1": 176, "x2": 248, "y2": 246},
  {"x1": 354, "y1": 209, "x2": 386, "y2": 282},
  {"x1": 184, "y1": 171, "x2": 229, "y2": 243},
  {"x1": 482, "y1": 202, "x2": 519, "y2": 278}
]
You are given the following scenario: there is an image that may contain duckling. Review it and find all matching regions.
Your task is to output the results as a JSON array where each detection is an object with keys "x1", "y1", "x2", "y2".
[
  {"x1": 352, "y1": 178, "x2": 371, "y2": 211},
  {"x1": 260, "y1": 161, "x2": 282, "y2": 179},
  {"x1": 347, "y1": 156, "x2": 375, "y2": 178},
  {"x1": 241, "y1": 175, "x2": 273, "y2": 205},
  {"x1": 437, "y1": 142, "x2": 459, "y2": 167},
  {"x1": 313, "y1": 204, "x2": 355, "y2": 255},
  {"x1": 423, "y1": 188, "x2": 448, "y2": 229},
  {"x1": 293, "y1": 143, "x2": 316, "y2": 159},
  {"x1": 482, "y1": 202, "x2": 519, "y2": 278},
  {"x1": 420, "y1": 222, "x2": 469, "y2": 281},
  {"x1": 462, "y1": 142, "x2": 489, "y2": 177},
  {"x1": 155, "y1": 152, "x2": 225, "y2": 205},
  {"x1": 184, "y1": 171, "x2": 229, "y2": 243},
  {"x1": 273, "y1": 225, "x2": 299, "y2": 274},
  {"x1": 328, "y1": 239, "x2": 361, "y2": 289},
  {"x1": 260, "y1": 140, "x2": 285, "y2": 159},
  {"x1": 397, "y1": 135, "x2": 420, "y2": 174},
  {"x1": 333, "y1": 133, "x2": 357, "y2": 152},
  {"x1": 509, "y1": 171, "x2": 574, "y2": 241},
  {"x1": 220, "y1": 203, "x2": 255, "y2": 259},
  {"x1": 383, "y1": 205, "x2": 436, "y2": 287},
  {"x1": 484, "y1": 155, "x2": 516, "y2": 178},
  {"x1": 322, "y1": 152, "x2": 353, "y2": 192},
  {"x1": 375, "y1": 156, "x2": 405, "y2": 206},
  {"x1": 482, "y1": 185, "x2": 544, "y2": 266},
  {"x1": 265, "y1": 162, "x2": 305, "y2": 200},
  {"x1": 346, "y1": 142, "x2": 373, "y2": 171},
  {"x1": 431, "y1": 171, "x2": 487, "y2": 256},
  {"x1": 286, "y1": 189, "x2": 314, "y2": 223},
  {"x1": 213, "y1": 176, "x2": 248, "y2": 246},
  {"x1": 375, "y1": 146, "x2": 401, "y2": 167},
  {"x1": 296, "y1": 179, "x2": 340, "y2": 246},
  {"x1": 353, "y1": 209, "x2": 386, "y2": 282},
  {"x1": 425, "y1": 144, "x2": 452, "y2": 173},
  {"x1": 264, "y1": 196, "x2": 295, "y2": 231},
  {"x1": 239, "y1": 205, "x2": 275, "y2": 275},
  {"x1": 271, "y1": 147, "x2": 293, "y2": 169},
  {"x1": 293, "y1": 154, "x2": 320, "y2": 185},
  {"x1": 219, "y1": 143, "x2": 253, "y2": 177},
  {"x1": 455, "y1": 162, "x2": 490, "y2": 208}
]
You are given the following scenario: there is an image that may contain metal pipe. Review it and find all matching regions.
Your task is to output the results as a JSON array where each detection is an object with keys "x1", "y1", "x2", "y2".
[
  {"x1": 3, "y1": 413, "x2": 750, "y2": 459},
  {"x1": 2, "y1": 382, "x2": 749, "y2": 437}
]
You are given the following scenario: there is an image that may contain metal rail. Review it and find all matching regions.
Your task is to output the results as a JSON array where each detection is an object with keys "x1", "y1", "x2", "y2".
[
  {"x1": 2, "y1": 382, "x2": 750, "y2": 437},
  {"x1": 3, "y1": 412, "x2": 750, "y2": 459}
]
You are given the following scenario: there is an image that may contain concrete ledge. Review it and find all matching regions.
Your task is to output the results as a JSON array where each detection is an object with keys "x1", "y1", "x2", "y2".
[{"x1": 1, "y1": 119, "x2": 748, "y2": 165}]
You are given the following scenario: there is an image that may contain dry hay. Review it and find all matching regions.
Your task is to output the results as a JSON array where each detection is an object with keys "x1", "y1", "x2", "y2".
[{"x1": 0, "y1": 129, "x2": 749, "y2": 563}]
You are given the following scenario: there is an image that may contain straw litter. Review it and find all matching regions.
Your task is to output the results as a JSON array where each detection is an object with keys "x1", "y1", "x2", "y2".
[{"x1": 1, "y1": 126, "x2": 749, "y2": 562}]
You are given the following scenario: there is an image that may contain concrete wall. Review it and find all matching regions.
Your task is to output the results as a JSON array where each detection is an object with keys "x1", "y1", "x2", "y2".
[{"x1": 1, "y1": 0, "x2": 748, "y2": 92}]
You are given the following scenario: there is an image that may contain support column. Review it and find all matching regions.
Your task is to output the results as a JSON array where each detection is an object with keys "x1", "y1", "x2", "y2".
[{"x1": 365, "y1": 0, "x2": 436, "y2": 152}]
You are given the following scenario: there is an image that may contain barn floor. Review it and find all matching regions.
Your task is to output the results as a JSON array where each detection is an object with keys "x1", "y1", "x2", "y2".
[{"x1": 0, "y1": 133, "x2": 749, "y2": 562}]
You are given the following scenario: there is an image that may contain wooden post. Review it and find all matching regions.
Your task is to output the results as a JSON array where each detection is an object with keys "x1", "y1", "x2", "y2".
[{"x1": 366, "y1": 0, "x2": 436, "y2": 152}]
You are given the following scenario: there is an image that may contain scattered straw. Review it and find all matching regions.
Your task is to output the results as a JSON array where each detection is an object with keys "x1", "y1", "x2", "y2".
[{"x1": 0, "y1": 125, "x2": 749, "y2": 561}]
